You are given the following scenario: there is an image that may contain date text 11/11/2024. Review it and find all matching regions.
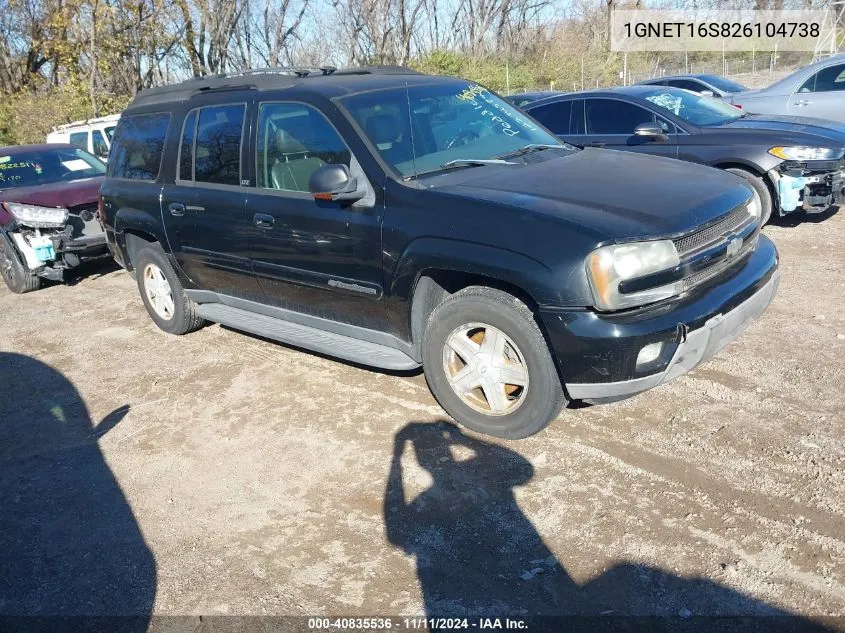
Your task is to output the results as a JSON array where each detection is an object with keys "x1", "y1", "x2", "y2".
[{"x1": 307, "y1": 617, "x2": 529, "y2": 630}]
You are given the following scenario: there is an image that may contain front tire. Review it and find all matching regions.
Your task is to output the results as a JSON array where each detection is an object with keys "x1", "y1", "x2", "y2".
[
  {"x1": 725, "y1": 167, "x2": 773, "y2": 226},
  {"x1": 134, "y1": 243, "x2": 204, "y2": 335},
  {"x1": 0, "y1": 236, "x2": 41, "y2": 294},
  {"x1": 422, "y1": 286, "x2": 566, "y2": 439}
]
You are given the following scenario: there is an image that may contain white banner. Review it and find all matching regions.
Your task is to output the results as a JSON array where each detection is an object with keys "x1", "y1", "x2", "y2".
[{"x1": 611, "y1": 9, "x2": 837, "y2": 52}]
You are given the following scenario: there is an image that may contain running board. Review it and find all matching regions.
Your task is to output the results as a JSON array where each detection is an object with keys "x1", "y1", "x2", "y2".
[{"x1": 195, "y1": 303, "x2": 420, "y2": 371}]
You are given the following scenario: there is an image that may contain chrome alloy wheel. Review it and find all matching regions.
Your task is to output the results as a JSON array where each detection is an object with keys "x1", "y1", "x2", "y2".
[
  {"x1": 143, "y1": 263, "x2": 175, "y2": 321},
  {"x1": 442, "y1": 322, "x2": 529, "y2": 416}
]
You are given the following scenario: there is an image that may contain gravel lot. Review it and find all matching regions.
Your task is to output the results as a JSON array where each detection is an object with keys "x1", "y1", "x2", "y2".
[{"x1": 1, "y1": 208, "x2": 843, "y2": 628}]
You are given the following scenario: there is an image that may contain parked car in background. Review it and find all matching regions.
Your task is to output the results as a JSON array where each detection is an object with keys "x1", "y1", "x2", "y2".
[
  {"x1": 504, "y1": 91, "x2": 563, "y2": 108},
  {"x1": 0, "y1": 144, "x2": 108, "y2": 293},
  {"x1": 46, "y1": 114, "x2": 120, "y2": 163},
  {"x1": 729, "y1": 54, "x2": 845, "y2": 122},
  {"x1": 524, "y1": 86, "x2": 845, "y2": 223},
  {"x1": 101, "y1": 67, "x2": 779, "y2": 439},
  {"x1": 636, "y1": 74, "x2": 748, "y2": 98}
]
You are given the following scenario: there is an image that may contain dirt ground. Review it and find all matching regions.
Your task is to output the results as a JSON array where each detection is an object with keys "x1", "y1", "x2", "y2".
[{"x1": 1, "y1": 208, "x2": 843, "y2": 628}]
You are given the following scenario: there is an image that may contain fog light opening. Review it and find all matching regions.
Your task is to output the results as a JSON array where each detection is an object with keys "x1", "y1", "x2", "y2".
[{"x1": 636, "y1": 342, "x2": 664, "y2": 368}]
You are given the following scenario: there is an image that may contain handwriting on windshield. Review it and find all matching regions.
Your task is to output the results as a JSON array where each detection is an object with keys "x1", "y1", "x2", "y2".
[
  {"x1": 646, "y1": 93, "x2": 684, "y2": 116},
  {"x1": 456, "y1": 84, "x2": 540, "y2": 137}
]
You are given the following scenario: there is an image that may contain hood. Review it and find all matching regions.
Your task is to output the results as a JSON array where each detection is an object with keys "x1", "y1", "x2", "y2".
[
  {"x1": 717, "y1": 114, "x2": 845, "y2": 143},
  {"x1": 433, "y1": 148, "x2": 754, "y2": 242},
  {"x1": 0, "y1": 176, "x2": 103, "y2": 209}
]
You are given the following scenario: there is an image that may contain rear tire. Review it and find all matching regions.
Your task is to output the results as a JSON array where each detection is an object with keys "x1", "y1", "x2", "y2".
[
  {"x1": 422, "y1": 286, "x2": 566, "y2": 439},
  {"x1": 0, "y1": 236, "x2": 42, "y2": 294},
  {"x1": 725, "y1": 167, "x2": 773, "y2": 225},
  {"x1": 133, "y1": 243, "x2": 205, "y2": 335}
]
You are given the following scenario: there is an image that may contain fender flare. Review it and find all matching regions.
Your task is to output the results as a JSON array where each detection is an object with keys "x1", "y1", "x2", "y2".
[{"x1": 113, "y1": 207, "x2": 169, "y2": 269}]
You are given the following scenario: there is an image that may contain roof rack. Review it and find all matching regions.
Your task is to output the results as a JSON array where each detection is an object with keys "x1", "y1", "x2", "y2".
[
  {"x1": 52, "y1": 113, "x2": 121, "y2": 132},
  {"x1": 221, "y1": 66, "x2": 338, "y2": 78}
]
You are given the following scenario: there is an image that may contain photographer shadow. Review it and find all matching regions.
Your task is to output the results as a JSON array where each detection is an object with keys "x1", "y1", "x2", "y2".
[
  {"x1": 384, "y1": 421, "x2": 831, "y2": 631},
  {"x1": 0, "y1": 352, "x2": 155, "y2": 629}
]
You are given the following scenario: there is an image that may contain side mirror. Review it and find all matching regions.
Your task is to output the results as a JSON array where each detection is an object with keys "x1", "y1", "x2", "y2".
[
  {"x1": 634, "y1": 123, "x2": 669, "y2": 141},
  {"x1": 700, "y1": 89, "x2": 715, "y2": 97},
  {"x1": 308, "y1": 164, "x2": 365, "y2": 203}
]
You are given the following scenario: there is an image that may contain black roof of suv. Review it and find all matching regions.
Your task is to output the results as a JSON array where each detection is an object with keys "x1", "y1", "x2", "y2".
[
  {"x1": 128, "y1": 65, "x2": 429, "y2": 107},
  {"x1": 100, "y1": 66, "x2": 780, "y2": 439}
]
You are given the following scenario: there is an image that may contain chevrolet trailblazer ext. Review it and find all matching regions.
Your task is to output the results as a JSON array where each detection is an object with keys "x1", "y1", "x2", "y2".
[{"x1": 100, "y1": 66, "x2": 779, "y2": 439}]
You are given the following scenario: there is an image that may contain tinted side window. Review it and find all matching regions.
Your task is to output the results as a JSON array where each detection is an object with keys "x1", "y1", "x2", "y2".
[
  {"x1": 69, "y1": 131, "x2": 88, "y2": 150},
  {"x1": 195, "y1": 104, "x2": 245, "y2": 186},
  {"x1": 529, "y1": 101, "x2": 572, "y2": 135},
  {"x1": 585, "y1": 99, "x2": 654, "y2": 134},
  {"x1": 667, "y1": 79, "x2": 707, "y2": 93},
  {"x1": 257, "y1": 102, "x2": 351, "y2": 192},
  {"x1": 803, "y1": 64, "x2": 845, "y2": 93},
  {"x1": 109, "y1": 112, "x2": 170, "y2": 180},
  {"x1": 178, "y1": 109, "x2": 197, "y2": 181},
  {"x1": 92, "y1": 129, "x2": 108, "y2": 159}
]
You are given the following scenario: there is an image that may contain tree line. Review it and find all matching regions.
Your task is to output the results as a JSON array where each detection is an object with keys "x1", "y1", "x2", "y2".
[{"x1": 0, "y1": 0, "x2": 838, "y2": 144}]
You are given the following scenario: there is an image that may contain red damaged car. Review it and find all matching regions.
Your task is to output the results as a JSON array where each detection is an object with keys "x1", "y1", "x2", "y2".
[{"x1": 0, "y1": 143, "x2": 108, "y2": 293}]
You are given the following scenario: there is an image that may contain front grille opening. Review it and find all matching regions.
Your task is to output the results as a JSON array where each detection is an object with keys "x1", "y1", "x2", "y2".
[{"x1": 673, "y1": 205, "x2": 752, "y2": 255}]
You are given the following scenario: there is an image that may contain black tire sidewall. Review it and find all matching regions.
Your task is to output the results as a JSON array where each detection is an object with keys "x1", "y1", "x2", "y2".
[
  {"x1": 726, "y1": 168, "x2": 773, "y2": 226},
  {"x1": 422, "y1": 291, "x2": 565, "y2": 439},
  {"x1": 135, "y1": 245, "x2": 192, "y2": 335},
  {"x1": 0, "y1": 236, "x2": 39, "y2": 294}
]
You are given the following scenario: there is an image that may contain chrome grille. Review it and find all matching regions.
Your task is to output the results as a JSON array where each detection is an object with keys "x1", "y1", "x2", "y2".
[
  {"x1": 673, "y1": 205, "x2": 751, "y2": 255},
  {"x1": 682, "y1": 234, "x2": 758, "y2": 292}
]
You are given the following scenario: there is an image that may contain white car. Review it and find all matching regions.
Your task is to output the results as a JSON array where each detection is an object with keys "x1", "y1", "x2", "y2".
[
  {"x1": 46, "y1": 114, "x2": 121, "y2": 162},
  {"x1": 729, "y1": 55, "x2": 845, "y2": 123}
]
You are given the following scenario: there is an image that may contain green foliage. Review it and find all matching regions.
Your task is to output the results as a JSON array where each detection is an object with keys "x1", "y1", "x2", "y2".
[{"x1": 0, "y1": 78, "x2": 130, "y2": 146}]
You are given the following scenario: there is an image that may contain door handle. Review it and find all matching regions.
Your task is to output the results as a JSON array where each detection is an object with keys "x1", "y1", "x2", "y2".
[
  {"x1": 253, "y1": 213, "x2": 274, "y2": 228},
  {"x1": 587, "y1": 142, "x2": 606, "y2": 148},
  {"x1": 794, "y1": 100, "x2": 810, "y2": 106},
  {"x1": 168, "y1": 202, "x2": 185, "y2": 217}
]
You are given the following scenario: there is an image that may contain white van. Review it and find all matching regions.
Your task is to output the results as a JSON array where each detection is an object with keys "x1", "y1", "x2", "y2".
[{"x1": 46, "y1": 114, "x2": 121, "y2": 162}]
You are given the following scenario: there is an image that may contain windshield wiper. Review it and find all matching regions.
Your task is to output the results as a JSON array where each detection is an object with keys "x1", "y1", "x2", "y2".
[
  {"x1": 441, "y1": 158, "x2": 517, "y2": 168},
  {"x1": 407, "y1": 158, "x2": 517, "y2": 180},
  {"x1": 495, "y1": 143, "x2": 570, "y2": 159}
]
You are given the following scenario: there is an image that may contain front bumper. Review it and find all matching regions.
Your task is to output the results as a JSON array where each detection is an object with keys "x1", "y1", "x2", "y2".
[
  {"x1": 539, "y1": 234, "x2": 779, "y2": 401},
  {"x1": 769, "y1": 159, "x2": 845, "y2": 215}
]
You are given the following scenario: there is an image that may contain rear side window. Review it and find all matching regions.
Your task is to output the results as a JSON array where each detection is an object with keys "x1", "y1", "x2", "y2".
[
  {"x1": 92, "y1": 129, "x2": 109, "y2": 160},
  {"x1": 800, "y1": 64, "x2": 845, "y2": 93},
  {"x1": 529, "y1": 101, "x2": 573, "y2": 135},
  {"x1": 666, "y1": 79, "x2": 707, "y2": 93},
  {"x1": 108, "y1": 112, "x2": 170, "y2": 180},
  {"x1": 69, "y1": 131, "x2": 88, "y2": 150},
  {"x1": 194, "y1": 104, "x2": 245, "y2": 186}
]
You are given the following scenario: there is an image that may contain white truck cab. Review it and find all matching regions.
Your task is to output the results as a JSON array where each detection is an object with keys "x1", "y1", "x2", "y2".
[{"x1": 46, "y1": 114, "x2": 121, "y2": 162}]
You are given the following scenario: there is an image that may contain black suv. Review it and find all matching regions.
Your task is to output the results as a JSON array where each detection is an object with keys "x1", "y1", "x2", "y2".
[{"x1": 100, "y1": 66, "x2": 780, "y2": 439}]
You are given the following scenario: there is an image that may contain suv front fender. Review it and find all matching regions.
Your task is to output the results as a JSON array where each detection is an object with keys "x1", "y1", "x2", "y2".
[{"x1": 389, "y1": 237, "x2": 570, "y2": 307}]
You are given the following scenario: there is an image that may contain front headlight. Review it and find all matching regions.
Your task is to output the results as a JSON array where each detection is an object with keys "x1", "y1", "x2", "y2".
[
  {"x1": 768, "y1": 146, "x2": 845, "y2": 161},
  {"x1": 3, "y1": 202, "x2": 69, "y2": 228},
  {"x1": 586, "y1": 240, "x2": 681, "y2": 311}
]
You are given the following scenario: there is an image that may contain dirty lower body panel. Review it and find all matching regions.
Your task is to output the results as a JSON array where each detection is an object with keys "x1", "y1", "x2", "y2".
[{"x1": 769, "y1": 159, "x2": 845, "y2": 215}]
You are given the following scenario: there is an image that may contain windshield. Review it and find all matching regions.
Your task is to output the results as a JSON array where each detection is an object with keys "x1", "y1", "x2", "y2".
[
  {"x1": 0, "y1": 147, "x2": 105, "y2": 189},
  {"x1": 104, "y1": 126, "x2": 116, "y2": 141},
  {"x1": 639, "y1": 87, "x2": 744, "y2": 126},
  {"x1": 340, "y1": 81, "x2": 565, "y2": 178},
  {"x1": 700, "y1": 75, "x2": 747, "y2": 93}
]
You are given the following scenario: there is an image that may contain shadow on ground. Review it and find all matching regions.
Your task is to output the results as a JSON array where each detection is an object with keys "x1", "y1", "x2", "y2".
[
  {"x1": 768, "y1": 204, "x2": 840, "y2": 228},
  {"x1": 0, "y1": 352, "x2": 155, "y2": 629},
  {"x1": 384, "y1": 421, "x2": 833, "y2": 632}
]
